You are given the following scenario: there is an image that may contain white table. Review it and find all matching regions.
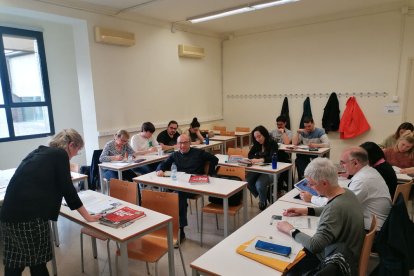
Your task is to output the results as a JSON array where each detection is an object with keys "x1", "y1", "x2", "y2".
[
  {"x1": 191, "y1": 140, "x2": 224, "y2": 154},
  {"x1": 98, "y1": 153, "x2": 169, "y2": 194},
  {"x1": 209, "y1": 135, "x2": 237, "y2": 153},
  {"x1": 235, "y1": 131, "x2": 251, "y2": 148},
  {"x1": 134, "y1": 172, "x2": 248, "y2": 238},
  {"x1": 60, "y1": 190, "x2": 175, "y2": 276},
  {"x1": 216, "y1": 154, "x2": 293, "y2": 202},
  {"x1": 190, "y1": 200, "x2": 318, "y2": 275},
  {"x1": 278, "y1": 144, "x2": 330, "y2": 158}
]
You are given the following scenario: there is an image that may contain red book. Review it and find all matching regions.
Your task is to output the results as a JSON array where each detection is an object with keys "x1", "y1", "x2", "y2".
[
  {"x1": 189, "y1": 175, "x2": 209, "y2": 184},
  {"x1": 99, "y1": 206, "x2": 145, "y2": 228}
]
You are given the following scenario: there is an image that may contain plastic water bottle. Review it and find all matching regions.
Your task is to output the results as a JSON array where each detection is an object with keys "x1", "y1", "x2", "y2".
[
  {"x1": 171, "y1": 163, "x2": 177, "y2": 181},
  {"x1": 271, "y1": 153, "x2": 278, "y2": 169},
  {"x1": 205, "y1": 134, "x2": 209, "y2": 145}
]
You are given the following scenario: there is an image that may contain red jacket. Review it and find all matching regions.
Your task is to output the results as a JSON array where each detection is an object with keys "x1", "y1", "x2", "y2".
[{"x1": 339, "y1": 97, "x2": 370, "y2": 139}]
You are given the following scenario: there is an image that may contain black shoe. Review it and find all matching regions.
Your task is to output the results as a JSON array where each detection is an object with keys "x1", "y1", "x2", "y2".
[
  {"x1": 179, "y1": 229, "x2": 186, "y2": 243},
  {"x1": 259, "y1": 201, "x2": 267, "y2": 211}
]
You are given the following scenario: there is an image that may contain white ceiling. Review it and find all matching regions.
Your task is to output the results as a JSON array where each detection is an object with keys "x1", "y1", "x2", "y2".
[{"x1": 34, "y1": 0, "x2": 404, "y2": 34}]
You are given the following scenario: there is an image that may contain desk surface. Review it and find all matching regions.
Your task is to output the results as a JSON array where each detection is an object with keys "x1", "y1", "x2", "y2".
[
  {"x1": 216, "y1": 154, "x2": 292, "y2": 174},
  {"x1": 60, "y1": 190, "x2": 172, "y2": 242},
  {"x1": 190, "y1": 200, "x2": 318, "y2": 275},
  {"x1": 210, "y1": 135, "x2": 237, "y2": 141},
  {"x1": 278, "y1": 144, "x2": 330, "y2": 156},
  {"x1": 191, "y1": 140, "x2": 223, "y2": 150},
  {"x1": 99, "y1": 153, "x2": 168, "y2": 171},
  {"x1": 134, "y1": 172, "x2": 246, "y2": 198}
]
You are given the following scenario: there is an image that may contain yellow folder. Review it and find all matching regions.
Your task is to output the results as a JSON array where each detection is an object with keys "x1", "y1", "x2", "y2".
[{"x1": 236, "y1": 239, "x2": 306, "y2": 273}]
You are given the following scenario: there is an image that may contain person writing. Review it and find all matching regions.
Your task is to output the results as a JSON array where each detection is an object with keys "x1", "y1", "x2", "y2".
[
  {"x1": 156, "y1": 134, "x2": 218, "y2": 242},
  {"x1": 270, "y1": 115, "x2": 292, "y2": 144},
  {"x1": 292, "y1": 117, "x2": 330, "y2": 180},
  {"x1": 277, "y1": 158, "x2": 364, "y2": 275},
  {"x1": 130, "y1": 122, "x2": 159, "y2": 155},
  {"x1": 379, "y1": 122, "x2": 413, "y2": 149},
  {"x1": 0, "y1": 129, "x2": 100, "y2": 276},
  {"x1": 157, "y1": 120, "x2": 180, "y2": 152},
  {"x1": 185, "y1": 117, "x2": 205, "y2": 145},
  {"x1": 246, "y1": 125, "x2": 278, "y2": 211}
]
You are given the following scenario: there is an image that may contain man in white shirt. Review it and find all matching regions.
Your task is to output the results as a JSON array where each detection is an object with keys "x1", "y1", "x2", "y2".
[{"x1": 130, "y1": 122, "x2": 159, "y2": 175}]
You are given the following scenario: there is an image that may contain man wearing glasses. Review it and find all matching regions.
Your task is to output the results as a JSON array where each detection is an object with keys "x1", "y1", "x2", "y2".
[
  {"x1": 157, "y1": 120, "x2": 180, "y2": 152},
  {"x1": 156, "y1": 134, "x2": 218, "y2": 242}
]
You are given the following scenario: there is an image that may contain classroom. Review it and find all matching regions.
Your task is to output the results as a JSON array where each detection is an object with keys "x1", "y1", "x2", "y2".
[{"x1": 0, "y1": 0, "x2": 413, "y2": 275}]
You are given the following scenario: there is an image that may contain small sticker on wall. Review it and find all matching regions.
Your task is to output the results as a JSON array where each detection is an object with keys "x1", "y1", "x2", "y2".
[{"x1": 384, "y1": 104, "x2": 400, "y2": 114}]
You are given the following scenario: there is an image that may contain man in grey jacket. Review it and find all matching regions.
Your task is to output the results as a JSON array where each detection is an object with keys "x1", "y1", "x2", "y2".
[{"x1": 277, "y1": 157, "x2": 365, "y2": 275}]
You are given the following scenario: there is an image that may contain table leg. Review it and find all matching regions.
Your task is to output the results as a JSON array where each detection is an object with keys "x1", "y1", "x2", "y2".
[
  {"x1": 243, "y1": 187, "x2": 248, "y2": 223},
  {"x1": 52, "y1": 221, "x2": 60, "y2": 247},
  {"x1": 288, "y1": 167, "x2": 293, "y2": 191},
  {"x1": 167, "y1": 220, "x2": 176, "y2": 276},
  {"x1": 119, "y1": 242, "x2": 129, "y2": 276},
  {"x1": 99, "y1": 166, "x2": 104, "y2": 193},
  {"x1": 235, "y1": 137, "x2": 238, "y2": 148},
  {"x1": 192, "y1": 269, "x2": 200, "y2": 276},
  {"x1": 272, "y1": 174, "x2": 278, "y2": 203},
  {"x1": 239, "y1": 136, "x2": 243, "y2": 148},
  {"x1": 223, "y1": 198, "x2": 229, "y2": 237}
]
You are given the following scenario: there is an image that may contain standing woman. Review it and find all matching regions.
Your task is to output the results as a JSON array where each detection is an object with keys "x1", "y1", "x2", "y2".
[
  {"x1": 384, "y1": 135, "x2": 414, "y2": 174},
  {"x1": 246, "y1": 125, "x2": 278, "y2": 210},
  {"x1": 185, "y1": 117, "x2": 205, "y2": 145},
  {"x1": 0, "y1": 129, "x2": 100, "y2": 276}
]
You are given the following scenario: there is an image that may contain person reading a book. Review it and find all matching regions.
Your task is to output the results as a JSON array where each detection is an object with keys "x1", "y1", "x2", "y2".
[
  {"x1": 156, "y1": 134, "x2": 218, "y2": 242},
  {"x1": 0, "y1": 129, "x2": 101, "y2": 276},
  {"x1": 156, "y1": 120, "x2": 180, "y2": 152},
  {"x1": 246, "y1": 125, "x2": 278, "y2": 211},
  {"x1": 276, "y1": 158, "x2": 364, "y2": 275},
  {"x1": 184, "y1": 117, "x2": 205, "y2": 145},
  {"x1": 99, "y1": 129, "x2": 138, "y2": 181},
  {"x1": 383, "y1": 134, "x2": 414, "y2": 174},
  {"x1": 292, "y1": 117, "x2": 330, "y2": 180}
]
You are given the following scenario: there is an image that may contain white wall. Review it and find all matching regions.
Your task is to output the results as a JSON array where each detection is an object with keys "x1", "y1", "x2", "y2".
[
  {"x1": 223, "y1": 10, "x2": 414, "y2": 162},
  {"x1": 0, "y1": 0, "x2": 223, "y2": 168}
]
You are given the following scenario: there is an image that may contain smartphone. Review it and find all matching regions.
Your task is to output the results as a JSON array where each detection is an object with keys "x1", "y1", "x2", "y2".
[
  {"x1": 255, "y1": 240, "x2": 291, "y2": 257},
  {"x1": 271, "y1": 215, "x2": 282, "y2": 220}
]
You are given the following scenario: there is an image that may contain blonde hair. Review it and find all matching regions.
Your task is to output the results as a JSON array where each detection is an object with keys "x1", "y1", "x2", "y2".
[
  {"x1": 395, "y1": 134, "x2": 414, "y2": 157},
  {"x1": 49, "y1": 129, "x2": 84, "y2": 149},
  {"x1": 114, "y1": 129, "x2": 130, "y2": 139}
]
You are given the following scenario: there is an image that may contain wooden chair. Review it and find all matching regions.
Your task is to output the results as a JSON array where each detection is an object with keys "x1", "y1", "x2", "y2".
[
  {"x1": 227, "y1": 147, "x2": 242, "y2": 156},
  {"x1": 392, "y1": 180, "x2": 412, "y2": 205},
  {"x1": 358, "y1": 215, "x2": 377, "y2": 276},
  {"x1": 220, "y1": 130, "x2": 235, "y2": 136},
  {"x1": 200, "y1": 166, "x2": 246, "y2": 246},
  {"x1": 70, "y1": 163, "x2": 80, "y2": 173},
  {"x1": 80, "y1": 179, "x2": 138, "y2": 276},
  {"x1": 116, "y1": 190, "x2": 187, "y2": 276},
  {"x1": 213, "y1": 125, "x2": 226, "y2": 132},
  {"x1": 235, "y1": 127, "x2": 250, "y2": 132}
]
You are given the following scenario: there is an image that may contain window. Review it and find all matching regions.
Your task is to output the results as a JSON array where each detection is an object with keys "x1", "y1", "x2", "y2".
[{"x1": 0, "y1": 26, "x2": 54, "y2": 142}]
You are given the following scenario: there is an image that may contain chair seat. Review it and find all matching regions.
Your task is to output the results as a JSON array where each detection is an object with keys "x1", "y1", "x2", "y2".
[
  {"x1": 117, "y1": 235, "x2": 172, "y2": 263},
  {"x1": 81, "y1": 227, "x2": 109, "y2": 241},
  {"x1": 202, "y1": 203, "x2": 242, "y2": 215}
]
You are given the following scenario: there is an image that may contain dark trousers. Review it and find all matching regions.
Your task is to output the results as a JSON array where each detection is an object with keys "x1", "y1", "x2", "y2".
[
  {"x1": 178, "y1": 191, "x2": 196, "y2": 228},
  {"x1": 295, "y1": 154, "x2": 317, "y2": 180},
  {"x1": 5, "y1": 263, "x2": 49, "y2": 276},
  {"x1": 287, "y1": 249, "x2": 321, "y2": 276}
]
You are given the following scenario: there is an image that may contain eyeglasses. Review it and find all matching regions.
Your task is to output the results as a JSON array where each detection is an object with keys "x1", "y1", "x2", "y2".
[
  {"x1": 339, "y1": 159, "x2": 355, "y2": 165},
  {"x1": 178, "y1": 141, "x2": 190, "y2": 145}
]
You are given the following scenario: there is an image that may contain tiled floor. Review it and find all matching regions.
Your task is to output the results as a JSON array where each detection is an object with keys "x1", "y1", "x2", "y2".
[{"x1": 1, "y1": 196, "x2": 413, "y2": 276}]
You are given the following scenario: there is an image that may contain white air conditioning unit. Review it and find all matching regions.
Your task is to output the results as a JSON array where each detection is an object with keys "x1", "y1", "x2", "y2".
[
  {"x1": 178, "y1": 44, "x2": 205, "y2": 58},
  {"x1": 94, "y1": 26, "x2": 135, "y2": 47}
]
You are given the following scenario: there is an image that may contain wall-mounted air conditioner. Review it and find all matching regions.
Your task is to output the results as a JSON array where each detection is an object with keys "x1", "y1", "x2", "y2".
[
  {"x1": 178, "y1": 44, "x2": 205, "y2": 58},
  {"x1": 94, "y1": 26, "x2": 135, "y2": 47}
]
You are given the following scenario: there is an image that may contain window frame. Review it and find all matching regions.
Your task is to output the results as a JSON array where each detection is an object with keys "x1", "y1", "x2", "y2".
[{"x1": 0, "y1": 26, "x2": 55, "y2": 142}]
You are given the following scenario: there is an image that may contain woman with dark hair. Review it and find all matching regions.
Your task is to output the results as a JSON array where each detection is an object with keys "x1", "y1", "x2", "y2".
[
  {"x1": 360, "y1": 141, "x2": 398, "y2": 198},
  {"x1": 0, "y1": 129, "x2": 100, "y2": 276},
  {"x1": 185, "y1": 117, "x2": 205, "y2": 145},
  {"x1": 246, "y1": 125, "x2": 279, "y2": 210},
  {"x1": 379, "y1": 122, "x2": 413, "y2": 149}
]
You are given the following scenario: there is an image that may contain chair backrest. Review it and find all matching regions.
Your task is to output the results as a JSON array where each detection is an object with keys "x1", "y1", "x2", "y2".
[
  {"x1": 227, "y1": 148, "x2": 242, "y2": 156},
  {"x1": 235, "y1": 127, "x2": 250, "y2": 132},
  {"x1": 358, "y1": 215, "x2": 377, "y2": 276},
  {"x1": 141, "y1": 190, "x2": 179, "y2": 240},
  {"x1": 217, "y1": 166, "x2": 246, "y2": 181},
  {"x1": 90, "y1": 149, "x2": 103, "y2": 190},
  {"x1": 392, "y1": 180, "x2": 412, "y2": 205},
  {"x1": 213, "y1": 125, "x2": 226, "y2": 131},
  {"x1": 241, "y1": 148, "x2": 249, "y2": 157},
  {"x1": 220, "y1": 130, "x2": 235, "y2": 136},
  {"x1": 109, "y1": 178, "x2": 138, "y2": 204}
]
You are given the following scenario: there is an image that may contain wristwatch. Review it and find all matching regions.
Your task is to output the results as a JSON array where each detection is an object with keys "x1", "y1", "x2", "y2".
[{"x1": 290, "y1": 228, "x2": 300, "y2": 238}]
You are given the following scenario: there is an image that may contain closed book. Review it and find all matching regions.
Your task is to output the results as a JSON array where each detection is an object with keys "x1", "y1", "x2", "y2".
[{"x1": 99, "y1": 206, "x2": 145, "y2": 228}]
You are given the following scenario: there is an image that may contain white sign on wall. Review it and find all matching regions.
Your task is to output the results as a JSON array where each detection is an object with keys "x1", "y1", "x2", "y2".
[{"x1": 383, "y1": 104, "x2": 400, "y2": 114}]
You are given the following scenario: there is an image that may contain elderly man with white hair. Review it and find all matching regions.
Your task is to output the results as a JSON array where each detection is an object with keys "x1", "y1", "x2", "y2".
[{"x1": 277, "y1": 157, "x2": 365, "y2": 275}]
